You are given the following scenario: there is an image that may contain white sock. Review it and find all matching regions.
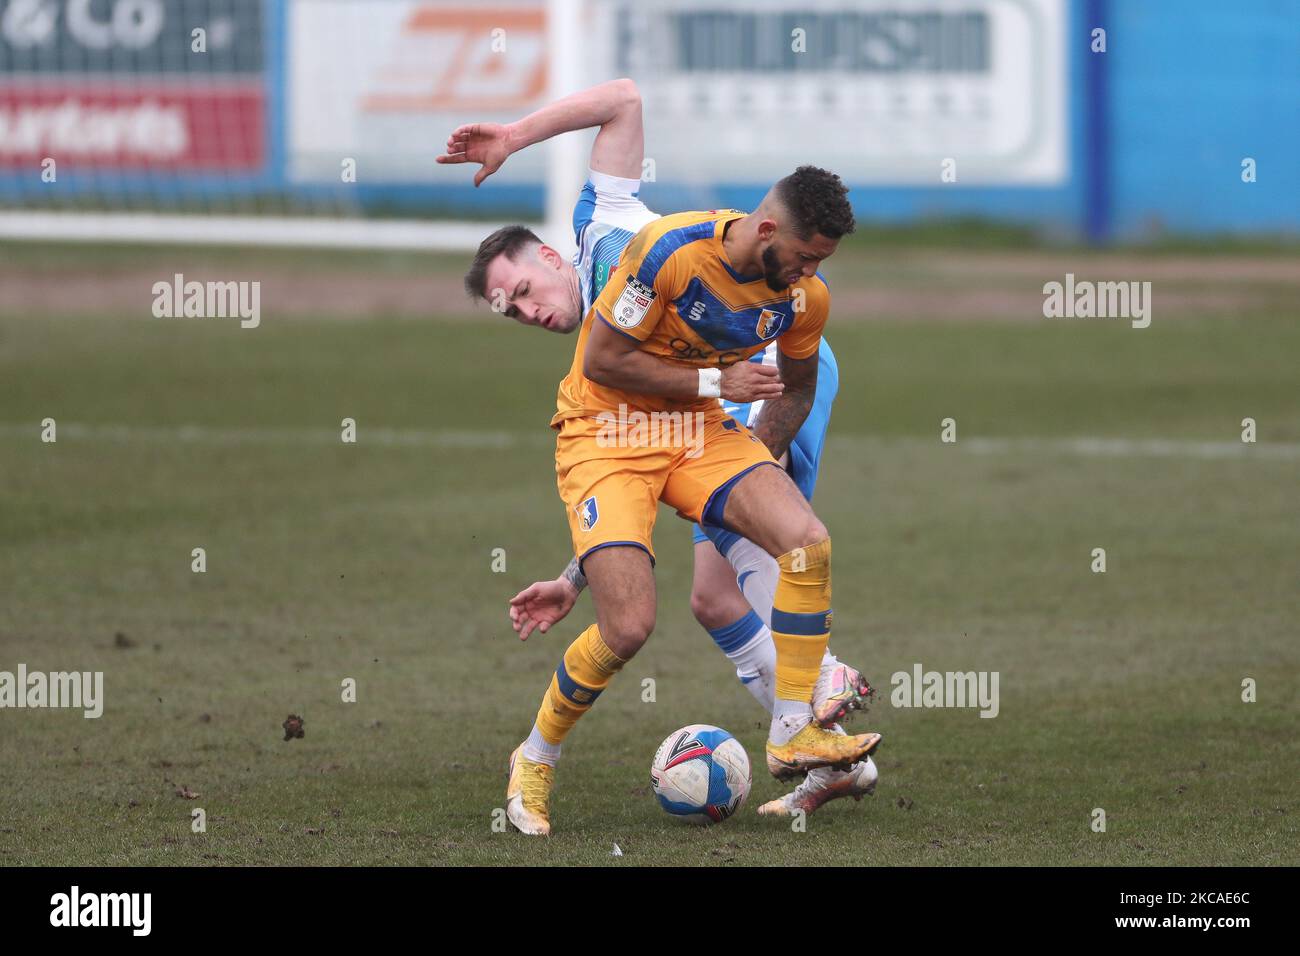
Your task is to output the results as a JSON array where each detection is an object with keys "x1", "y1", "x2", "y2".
[
  {"x1": 731, "y1": 631, "x2": 776, "y2": 714},
  {"x1": 522, "y1": 723, "x2": 560, "y2": 767},
  {"x1": 726, "y1": 537, "x2": 779, "y2": 629},
  {"x1": 707, "y1": 610, "x2": 776, "y2": 714},
  {"x1": 769, "y1": 698, "x2": 813, "y2": 743}
]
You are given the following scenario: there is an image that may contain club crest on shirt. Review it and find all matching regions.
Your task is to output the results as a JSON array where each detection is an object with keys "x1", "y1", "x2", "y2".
[
  {"x1": 614, "y1": 276, "x2": 655, "y2": 329},
  {"x1": 756, "y1": 309, "x2": 781, "y2": 339},
  {"x1": 577, "y1": 496, "x2": 599, "y2": 532}
]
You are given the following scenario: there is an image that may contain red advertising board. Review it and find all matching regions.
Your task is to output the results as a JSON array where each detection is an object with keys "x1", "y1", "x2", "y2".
[{"x1": 0, "y1": 84, "x2": 265, "y2": 170}]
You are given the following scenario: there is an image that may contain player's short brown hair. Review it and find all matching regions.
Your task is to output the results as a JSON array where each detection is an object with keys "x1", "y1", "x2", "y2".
[
  {"x1": 464, "y1": 225, "x2": 542, "y2": 301},
  {"x1": 774, "y1": 166, "x2": 856, "y2": 241}
]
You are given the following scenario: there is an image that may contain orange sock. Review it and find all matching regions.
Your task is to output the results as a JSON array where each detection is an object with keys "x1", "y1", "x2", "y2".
[
  {"x1": 771, "y1": 538, "x2": 832, "y2": 703},
  {"x1": 533, "y1": 624, "x2": 626, "y2": 745}
]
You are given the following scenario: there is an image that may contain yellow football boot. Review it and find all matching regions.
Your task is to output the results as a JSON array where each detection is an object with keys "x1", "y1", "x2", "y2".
[
  {"x1": 506, "y1": 745, "x2": 554, "y2": 836},
  {"x1": 765, "y1": 723, "x2": 881, "y2": 780}
]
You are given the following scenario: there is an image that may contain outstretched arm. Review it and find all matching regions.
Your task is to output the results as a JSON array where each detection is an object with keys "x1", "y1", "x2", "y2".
[{"x1": 436, "y1": 78, "x2": 644, "y2": 185}]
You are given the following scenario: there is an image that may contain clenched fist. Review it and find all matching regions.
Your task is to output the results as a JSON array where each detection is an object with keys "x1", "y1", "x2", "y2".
[{"x1": 720, "y1": 361, "x2": 783, "y2": 403}]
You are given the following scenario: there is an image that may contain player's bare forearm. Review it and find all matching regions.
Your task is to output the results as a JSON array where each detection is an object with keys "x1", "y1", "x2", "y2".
[
  {"x1": 752, "y1": 352, "x2": 818, "y2": 459},
  {"x1": 507, "y1": 79, "x2": 643, "y2": 179},
  {"x1": 561, "y1": 555, "x2": 587, "y2": 594},
  {"x1": 583, "y1": 319, "x2": 701, "y2": 399},
  {"x1": 437, "y1": 79, "x2": 642, "y2": 185},
  {"x1": 585, "y1": 347, "x2": 700, "y2": 399},
  {"x1": 751, "y1": 390, "x2": 813, "y2": 459},
  {"x1": 584, "y1": 319, "x2": 787, "y2": 404}
]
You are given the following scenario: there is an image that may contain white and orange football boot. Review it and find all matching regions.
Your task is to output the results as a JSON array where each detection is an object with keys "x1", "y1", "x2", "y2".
[
  {"x1": 812, "y1": 656, "x2": 876, "y2": 728},
  {"x1": 757, "y1": 756, "x2": 878, "y2": 817},
  {"x1": 506, "y1": 745, "x2": 554, "y2": 836}
]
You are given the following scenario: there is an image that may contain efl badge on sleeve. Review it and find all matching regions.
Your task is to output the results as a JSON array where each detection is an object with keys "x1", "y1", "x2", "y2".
[{"x1": 614, "y1": 276, "x2": 656, "y2": 329}]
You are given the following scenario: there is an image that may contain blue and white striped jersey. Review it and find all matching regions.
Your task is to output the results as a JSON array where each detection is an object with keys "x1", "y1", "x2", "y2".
[{"x1": 570, "y1": 167, "x2": 660, "y2": 312}]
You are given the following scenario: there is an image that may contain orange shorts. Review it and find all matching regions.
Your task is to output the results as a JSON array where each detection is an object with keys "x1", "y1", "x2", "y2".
[{"x1": 555, "y1": 410, "x2": 777, "y2": 567}]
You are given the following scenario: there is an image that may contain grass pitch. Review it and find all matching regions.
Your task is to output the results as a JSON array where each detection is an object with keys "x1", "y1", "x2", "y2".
[{"x1": 0, "y1": 239, "x2": 1296, "y2": 866}]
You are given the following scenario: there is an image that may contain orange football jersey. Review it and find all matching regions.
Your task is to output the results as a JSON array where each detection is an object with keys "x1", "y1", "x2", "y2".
[{"x1": 552, "y1": 210, "x2": 830, "y2": 426}]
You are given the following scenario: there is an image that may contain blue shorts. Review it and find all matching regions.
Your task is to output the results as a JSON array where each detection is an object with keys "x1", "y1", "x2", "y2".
[{"x1": 692, "y1": 338, "x2": 838, "y2": 551}]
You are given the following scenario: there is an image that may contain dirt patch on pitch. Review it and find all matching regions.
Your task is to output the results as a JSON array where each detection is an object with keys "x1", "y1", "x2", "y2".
[{"x1": 0, "y1": 267, "x2": 463, "y2": 320}]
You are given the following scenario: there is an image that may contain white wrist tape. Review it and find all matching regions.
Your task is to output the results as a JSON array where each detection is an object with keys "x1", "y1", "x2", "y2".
[{"x1": 697, "y1": 367, "x2": 722, "y2": 398}]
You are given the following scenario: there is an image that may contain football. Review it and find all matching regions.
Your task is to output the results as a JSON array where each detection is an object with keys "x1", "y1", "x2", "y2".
[{"x1": 650, "y1": 724, "x2": 752, "y2": 823}]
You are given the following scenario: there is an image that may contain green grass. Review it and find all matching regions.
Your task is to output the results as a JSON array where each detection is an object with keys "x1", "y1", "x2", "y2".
[
  {"x1": 0, "y1": 249, "x2": 1296, "y2": 866},
  {"x1": 5, "y1": 222, "x2": 1300, "y2": 268}
]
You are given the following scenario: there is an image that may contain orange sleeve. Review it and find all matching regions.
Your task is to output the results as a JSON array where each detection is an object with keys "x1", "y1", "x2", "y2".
[
  {"x1": 777, "y1": 276, "x2": 830, "y2": 359},
  {"x1": 591, "y1": 231, "x2": 685, "y2": 344}
]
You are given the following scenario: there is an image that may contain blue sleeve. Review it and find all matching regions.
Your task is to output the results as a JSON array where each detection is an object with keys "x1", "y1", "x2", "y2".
[
  {"x1": 786, "y1": 339, "x2": 838, "y2": 501},
  {"x1": 572, "y1": 180, "x2": 597, "y2": 246}
]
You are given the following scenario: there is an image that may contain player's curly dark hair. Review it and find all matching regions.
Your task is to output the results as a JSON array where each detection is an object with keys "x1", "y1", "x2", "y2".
[
  {"x1": 774, "y1": 166, "x2": 856, "y2": 241},
  {"x1": 464, "y1": 224, "x2": 542, "y2": 301}
]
